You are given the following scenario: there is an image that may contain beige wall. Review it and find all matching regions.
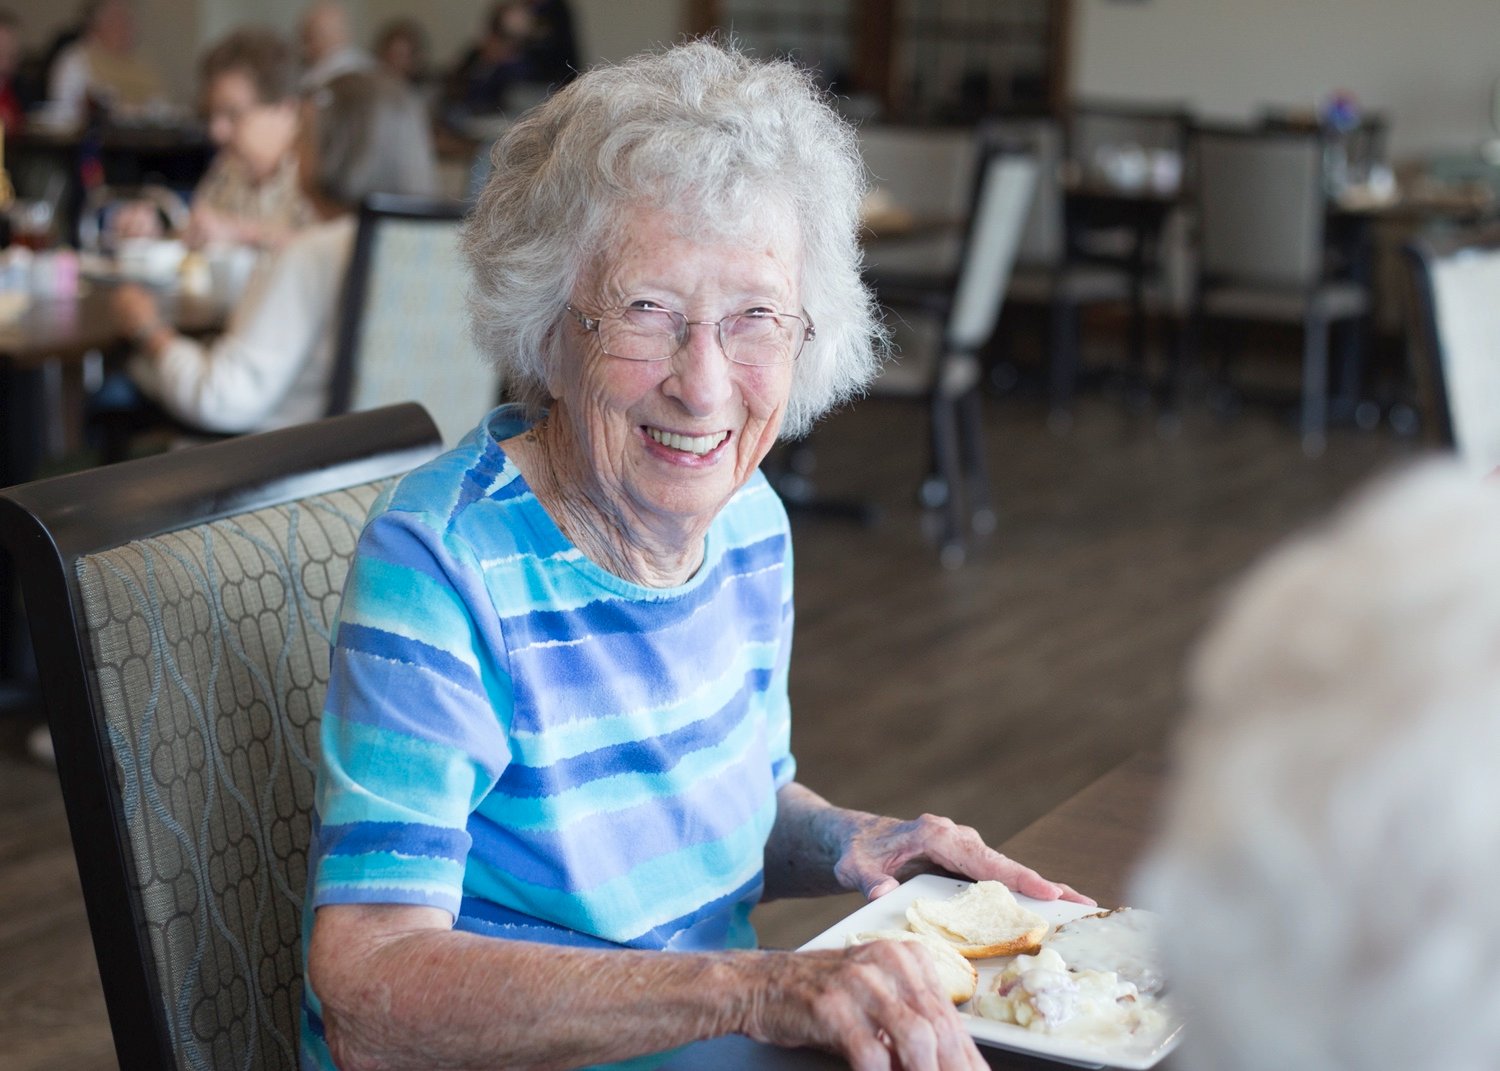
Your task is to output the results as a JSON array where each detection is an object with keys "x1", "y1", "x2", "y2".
[{"x1": 1073, "y1": 0, "x2": 1500, "y2": 157}]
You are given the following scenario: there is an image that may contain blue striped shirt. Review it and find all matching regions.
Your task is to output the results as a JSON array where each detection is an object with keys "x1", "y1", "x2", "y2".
[{"x1": 301, "y1": 405, "x2": 796, "y2": 1069}]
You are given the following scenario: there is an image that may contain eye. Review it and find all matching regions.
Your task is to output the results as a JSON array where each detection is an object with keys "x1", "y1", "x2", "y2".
[{"x1": 741, "y1": 307, "x2": 779, "y2": 319}]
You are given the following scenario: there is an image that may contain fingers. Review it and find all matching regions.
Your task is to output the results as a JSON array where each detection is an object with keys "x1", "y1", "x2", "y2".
[{"x1": 758, "y1": 946, "x2": 983, "y2": 1071}]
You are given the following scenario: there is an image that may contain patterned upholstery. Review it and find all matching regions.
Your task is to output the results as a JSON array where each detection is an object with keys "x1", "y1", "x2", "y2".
[
  {"x1": 73, "y1": 480, "x2": 391, "y2": 1071},
  {"x1": 347, "y1": 218, "x2": 499, "y2": 445}
]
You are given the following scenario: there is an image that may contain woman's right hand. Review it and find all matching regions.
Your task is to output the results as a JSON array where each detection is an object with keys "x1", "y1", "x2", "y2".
[{"x1": 741, "y1": 944, "x2": 988, "y2": 1071}]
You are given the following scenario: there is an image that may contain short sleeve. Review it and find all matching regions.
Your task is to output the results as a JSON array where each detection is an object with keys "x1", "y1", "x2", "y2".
[{"x1": 310, "y1": 506, "x2": 513, "y2": 919}]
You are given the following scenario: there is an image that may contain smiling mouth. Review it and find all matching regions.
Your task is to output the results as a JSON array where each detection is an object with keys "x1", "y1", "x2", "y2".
[{"x1": 646, "y1": 427, "x2": 729, "y2": 456}]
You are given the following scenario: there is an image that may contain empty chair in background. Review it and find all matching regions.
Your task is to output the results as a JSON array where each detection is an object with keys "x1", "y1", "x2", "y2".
[
  {"x1": 1185, "y1": 123, "x2": 1371, "y2": 456},
  {"x1": 988, "y1": 115, "x2": 1134, "y2": 426},
  {"x1": 870, "y1": 140, "x2": 1037, "y2": 566},
  {"x1": 857, "y1": 122, "x2": 976, "y2": 285},
  {"x1": 330, "y1": 192, "x2": 501, "y2": 445},
  {"x1": 1404, "y1": 223, "x2": 1500, "y2": 475}
]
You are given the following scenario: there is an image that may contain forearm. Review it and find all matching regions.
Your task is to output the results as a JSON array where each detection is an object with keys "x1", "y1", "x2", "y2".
[
  {"x1": 312, "y1": 907, "x2": 771, "y2": 1071},
  {"x1": 762, "y1": 781, "x2": 875, "y2": 900}
]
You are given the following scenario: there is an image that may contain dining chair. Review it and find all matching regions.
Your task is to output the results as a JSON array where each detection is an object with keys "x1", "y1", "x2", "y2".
[
  {"x1": 0, "y1": 404, "x2": 443, "y2": 1070},
  {"x1": 870, "y1": 140, "x2": 1038, "y2": 567},
  {"x1": 987, "y1": 115, "x2": 1134, "y2": 423},
  {"x1": 1404, "y1": 224, "x2": 1500, "y2": 473},
  {"x1": 329, "y1": 192, "x2": 502, "y2": 445},
  {"x1": 858, "y1": 123, "x2": 977, "y2": 284},
  {"x1": 1185, "y1": 123, "x2": 1371, "y2": 455}
]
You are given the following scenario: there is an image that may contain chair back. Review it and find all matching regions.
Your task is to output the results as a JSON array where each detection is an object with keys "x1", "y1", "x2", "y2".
[
  {"x1": 330, "y1": 193, "x2": 500, "y2": 445},
  {"x1": 984, "y1": 116, "x2": 1065, "y2": 268},
  {"x1": 1405, "y1": 226, "x2": 1500, "y2": 471},
  {"x1": 1191, "y1": 124, "x2": 1327, "y2": 290},
  {"x1": 858, "y1": 123, "x2": 977, "y2": 277},
  {"x1": 947, "y1": 142, "x2": 1039, "y2": 353},
  {"x1": 0, "y1": 405, "x2": 444, "y2": 1070}
]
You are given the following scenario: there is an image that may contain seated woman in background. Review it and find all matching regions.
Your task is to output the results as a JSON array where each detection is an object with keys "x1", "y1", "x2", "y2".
[
  {"x1": 302, "y1": 41, "x2": 1087, "y2": 1071},
  {"x1": 186, "y1": 27, "x2": 313, "y2": 250},
  {"x1": 1135, "y1": 461, "x2": 1500, "y2": 1071},
  {"x1": 108, "y1": 69, "x2": 437, "y2": 435}
]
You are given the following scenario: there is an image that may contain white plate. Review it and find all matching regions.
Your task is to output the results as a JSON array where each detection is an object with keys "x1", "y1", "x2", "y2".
[{"x1": 798, "y1": 874, "x2": 1182, "y2": 1069}]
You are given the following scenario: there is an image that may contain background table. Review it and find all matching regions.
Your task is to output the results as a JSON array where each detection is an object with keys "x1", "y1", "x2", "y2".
[{"x1": 659, "y1": 749, "x2": 1171, "y2": 1070}]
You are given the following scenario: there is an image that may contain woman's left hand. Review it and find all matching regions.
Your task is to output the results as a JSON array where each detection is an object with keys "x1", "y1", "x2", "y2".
[{"x1": 834, "y1": 811, "x2": 1095, "y2": 905}]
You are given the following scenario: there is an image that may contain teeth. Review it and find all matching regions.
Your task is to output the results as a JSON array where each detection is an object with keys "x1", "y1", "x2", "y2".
[{"x1": 647, "y1": 428, "x2": 728, "y2": 455}]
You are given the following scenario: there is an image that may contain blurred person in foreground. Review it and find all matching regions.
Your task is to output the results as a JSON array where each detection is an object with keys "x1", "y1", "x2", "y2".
[
  {"x1": 108, "y1": 69, "x2": 436, "y2": 434},
  {"x1": 1135, "y1": 460, "x2": 1500, "y2": 1071},
  {"x1": 185, "y1": 27, "x2": 313, "y2": 250},
  {"x1": 301, "y1": 41, "x2": 1088, "y2": 1071},
  {"x1": 298, "y1": 0, "x2": 369, "y2": 91},
  {"x1": 47, "y1": 0, "x2": 164, "y2": 123}
]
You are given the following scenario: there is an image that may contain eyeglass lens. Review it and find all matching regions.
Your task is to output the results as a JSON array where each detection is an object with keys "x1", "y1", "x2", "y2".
[{"x1": 601, "y1": 307, "x2": 804, "y2": 366}]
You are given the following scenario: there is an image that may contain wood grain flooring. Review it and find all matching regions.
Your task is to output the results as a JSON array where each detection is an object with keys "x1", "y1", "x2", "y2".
[{"x1": 0, "y1": 392, "x2": 1415, "y2": 1069}]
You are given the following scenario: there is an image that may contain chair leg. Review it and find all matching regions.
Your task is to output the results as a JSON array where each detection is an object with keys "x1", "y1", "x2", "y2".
[
  {"x1": 928, "y1": 391, "x2": 967, "y2": 568},
  {"x1": 957, "y1": 387, "x2": 995, "y2": 536},
  {"x1": 1301, "y1": 315, "x2": 1330, "y2": 456},
  {"x1": 1047, "y1": 297, "x2": 1080, "y2": 431}
]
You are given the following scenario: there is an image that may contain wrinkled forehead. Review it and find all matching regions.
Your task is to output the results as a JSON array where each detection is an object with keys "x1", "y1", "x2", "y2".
[{"x1": 595, "y1": 188, "x2": 802, "y2": 268}]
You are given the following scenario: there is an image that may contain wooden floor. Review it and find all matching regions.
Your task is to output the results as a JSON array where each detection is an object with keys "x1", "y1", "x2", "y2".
[{"x1": 0, "y1": 388, "x2": 1416, "y2": 1069}]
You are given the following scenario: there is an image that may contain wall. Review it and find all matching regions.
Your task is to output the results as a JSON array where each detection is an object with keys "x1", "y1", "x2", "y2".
[{"x1": 1072, "y1": 0, "x2": 1500, "y2": 157}]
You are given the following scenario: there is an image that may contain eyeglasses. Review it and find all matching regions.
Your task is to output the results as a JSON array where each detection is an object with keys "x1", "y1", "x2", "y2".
[{"x1": 565, "y1": 303, "x2": 815, "y2": 367}]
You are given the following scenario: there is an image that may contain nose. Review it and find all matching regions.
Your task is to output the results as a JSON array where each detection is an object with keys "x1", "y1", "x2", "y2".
[{"x1": 662, "y1": 320, "x2": 734, "y2": 414}]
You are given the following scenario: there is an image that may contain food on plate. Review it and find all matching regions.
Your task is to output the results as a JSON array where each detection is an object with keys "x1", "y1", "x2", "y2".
[
  {"x1": 904, "y1": 880, "x2": 1049, "y2": 959},
  {"x1": 845, "y1": 929, "x2": 979, "y2": 1004},
  {"x1": 1042, "y1": 907, "x2": 1166, "y2": 997},
  {"x1": 971, "y1": 947, "x2": 1167, "y2": 1043}
]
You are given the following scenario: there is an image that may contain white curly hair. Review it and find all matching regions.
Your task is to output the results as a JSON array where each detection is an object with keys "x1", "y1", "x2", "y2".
[
  {"x1": 1134, "y1": 459, "x2": 1500, "y2": 1071},
  {"x1": 460, "y1": 39, "x2": 884, "y2": 439}
]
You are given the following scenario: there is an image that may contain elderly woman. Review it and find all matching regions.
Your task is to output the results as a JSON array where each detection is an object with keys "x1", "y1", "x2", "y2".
[
  {"x1": 185, "y1": 27, "x2": 313, "y2": 250},
  {"x1": 303, "y1": 42, "x2": 1084, "y2": 1071},
  {"x1": 1135, "y1": 461, "x2": 1500, "y2": 1071},
  {"x1": 109, "y1": 68, "x2": 437, "y2": 434}
]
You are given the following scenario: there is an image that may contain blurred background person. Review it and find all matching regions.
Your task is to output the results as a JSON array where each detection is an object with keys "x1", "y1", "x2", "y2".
[
  {"x1": 298, "y1": 0, "x2": 368, "y2": 91},
  {"x1": 372, "y1": 16, "x2": 429, "y2": 95},
  {"x1": 186, "y1": 27, "x2": 311, "y2": 251},
  {"x1": 46, "y1": 0, "x2": 164, "y2": 123},
  {"x1": 106, "y1": 68, "x2": 437, "y2": 435},
  {"x1": 0, "y1": 9, "x2": 29, "y2": 130},
  {"x1": 441, "y1": 0, "x2": 576, "y2": 128},
  {"x1": 1135, "y1": 461, "x2": 1500, "y2": 1071}
]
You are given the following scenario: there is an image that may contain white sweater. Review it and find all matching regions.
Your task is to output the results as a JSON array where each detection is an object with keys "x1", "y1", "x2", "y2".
[{"x1": 129, "y1": 216, "x2": 355, "y2": 434}]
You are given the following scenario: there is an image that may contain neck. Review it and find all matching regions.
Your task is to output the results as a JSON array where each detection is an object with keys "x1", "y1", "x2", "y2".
[{"x1": 509, "y1": 414, "x2": 708, "y2": 588}]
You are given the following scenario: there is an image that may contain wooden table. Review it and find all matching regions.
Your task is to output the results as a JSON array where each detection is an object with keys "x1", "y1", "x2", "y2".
[{"x1": 659, "y1": 749, "x2": 1170, "y2": 1070}]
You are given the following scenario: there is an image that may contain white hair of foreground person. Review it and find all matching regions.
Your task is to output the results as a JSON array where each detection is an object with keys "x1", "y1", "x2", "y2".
[
  {"x1": 1134, "y1": 460, "x2": 1500, "y2": 1071},
  {"x1": 461, "y1": 39, "x2": 883, "y2": 439}
]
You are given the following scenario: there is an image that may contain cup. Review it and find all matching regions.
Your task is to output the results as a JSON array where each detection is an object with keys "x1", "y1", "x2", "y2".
[{"x1": 205, "y1": 243, "x2": 258, "y2": 303}]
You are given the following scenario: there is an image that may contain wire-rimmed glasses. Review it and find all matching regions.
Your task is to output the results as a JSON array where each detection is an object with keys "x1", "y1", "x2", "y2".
[{"x1": 565, "y1": 303, "x2": 814, "y2": 367}]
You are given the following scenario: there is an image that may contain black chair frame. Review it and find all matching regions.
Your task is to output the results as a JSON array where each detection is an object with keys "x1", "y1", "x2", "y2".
[{"x1": 0, "y1": 403, "x2": 443, "y2": 1069}]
